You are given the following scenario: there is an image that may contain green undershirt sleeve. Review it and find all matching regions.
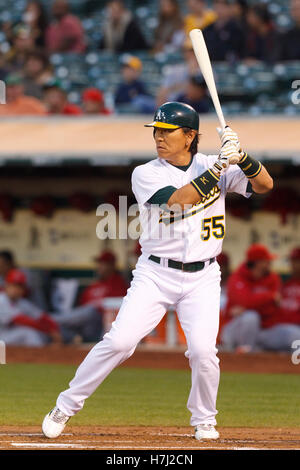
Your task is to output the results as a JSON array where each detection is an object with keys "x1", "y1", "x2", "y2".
[
  {"x1": 246, "y1": 181, "x2": 253, "y2": 193},
  {"x1": 147, "y1": 186, "x2": 177, "y2": 205}
]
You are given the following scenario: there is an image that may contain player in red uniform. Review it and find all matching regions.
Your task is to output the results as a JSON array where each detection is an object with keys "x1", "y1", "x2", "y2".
[
  {"x1": 221, "y1": 244, "x2": 281, "y2": 352},
  {"x1": 79, "y1": 251, "x2": 129, "y2": 310},
  {"x1": 257, "y1": 247, "x2": 300, "y2": 351},
  {"x1": 279, "y1": 247, "x2": 300, "y2": 325}
]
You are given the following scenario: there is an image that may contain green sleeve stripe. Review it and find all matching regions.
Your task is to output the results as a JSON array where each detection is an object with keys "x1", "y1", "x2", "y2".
[
  {"x1": 147, "y1": 186, "x2": 177, "y2": 205},
  {"x1": 246, "y1": 180, "x2": 253, "y2": 193}
]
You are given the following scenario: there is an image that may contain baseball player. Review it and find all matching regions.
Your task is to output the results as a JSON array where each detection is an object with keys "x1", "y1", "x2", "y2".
[{"x1": 42, "y1": 102, "x2": 273, "y2": 440}]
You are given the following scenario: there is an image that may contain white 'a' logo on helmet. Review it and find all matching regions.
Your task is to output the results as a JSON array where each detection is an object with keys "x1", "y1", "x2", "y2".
[{"x1": 156, "y1": 109, "x2": 166, "y2": 121}]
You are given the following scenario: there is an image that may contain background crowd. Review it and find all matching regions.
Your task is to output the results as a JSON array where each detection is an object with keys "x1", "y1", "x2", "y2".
[{"x1": 0, "y1": 0, "x2": 299, "y2": 115}]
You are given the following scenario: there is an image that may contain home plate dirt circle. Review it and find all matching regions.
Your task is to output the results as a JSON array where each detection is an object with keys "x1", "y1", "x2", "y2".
[{"x1": 0, "y1": 426, "x2": 300, "y2": 450}]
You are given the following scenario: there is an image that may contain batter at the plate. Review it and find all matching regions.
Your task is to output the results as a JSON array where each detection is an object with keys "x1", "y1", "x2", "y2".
[{"x1": 42, "y1": 102, "x2": 273, "y2": 441}]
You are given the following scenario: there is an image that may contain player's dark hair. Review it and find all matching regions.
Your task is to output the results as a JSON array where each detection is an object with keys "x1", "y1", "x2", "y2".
[{"x1": 182, "y1": 127, "x2": 199, "y2": 157}]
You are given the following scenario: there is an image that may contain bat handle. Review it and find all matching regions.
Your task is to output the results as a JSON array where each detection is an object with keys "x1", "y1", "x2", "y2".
[{"x1": 218, "y1": 114, "x2": 227, "y2": 131}]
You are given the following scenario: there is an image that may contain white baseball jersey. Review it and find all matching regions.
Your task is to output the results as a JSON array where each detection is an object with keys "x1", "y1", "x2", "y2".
[{"x1": 132, "y1": 152, "x2": 251, "y2": 262}]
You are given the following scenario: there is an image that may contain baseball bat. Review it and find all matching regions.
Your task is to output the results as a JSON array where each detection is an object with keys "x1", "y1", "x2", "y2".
[
  {"x1": 189, "y1": 28, "x2": 226, "y2": 130},
  {"x1": 189, "y1": 29, "x2": 240, "y2": 164}
]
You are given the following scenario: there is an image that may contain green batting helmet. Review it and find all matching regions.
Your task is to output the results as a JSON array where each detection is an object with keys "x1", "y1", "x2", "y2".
[{"x1": 145, "y1": 102, "x2": 199, "y2": 132}]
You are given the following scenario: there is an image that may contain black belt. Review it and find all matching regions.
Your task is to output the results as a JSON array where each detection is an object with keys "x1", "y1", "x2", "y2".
[{"x1": 148, "y1": 255, "x2": 216, "y2": 272}]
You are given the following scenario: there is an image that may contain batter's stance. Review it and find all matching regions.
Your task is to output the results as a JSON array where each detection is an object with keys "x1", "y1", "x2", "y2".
[{"x1": 42, "y1": 102, "x2": 273, "y2": 440}]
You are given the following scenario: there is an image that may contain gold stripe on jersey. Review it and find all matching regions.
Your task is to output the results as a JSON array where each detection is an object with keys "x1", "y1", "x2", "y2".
[
  {"x1": 193, "y1": 184, "x2": 220, "y2": 206},
  {"x1": 159, "y1": 187, "x2": 221, "y2": 226}
]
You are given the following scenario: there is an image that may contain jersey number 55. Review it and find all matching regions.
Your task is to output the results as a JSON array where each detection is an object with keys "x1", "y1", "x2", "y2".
[{"x1": 201, "y1": 216, "x2": 225, "y2": 241}]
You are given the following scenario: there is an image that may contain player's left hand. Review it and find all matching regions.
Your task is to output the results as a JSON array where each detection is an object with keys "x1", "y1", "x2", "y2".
[
  {"x1": 217, "y1": 126, "x2": 241, "y2": 151},
  {"x1": 218, "y1": 140, "x2": 241, "y2": 169}
]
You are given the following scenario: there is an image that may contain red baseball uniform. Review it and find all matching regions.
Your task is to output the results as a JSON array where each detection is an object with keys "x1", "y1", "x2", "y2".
[
  {"x1": 80, "y1": 273, "x2": 128, "y2": 311},
  {"x1": 277, "y1": 278, "x2": 300, "y2": 325},
  {"x1": 224, "y1": 263, "x2": 281, "y2": 328}
]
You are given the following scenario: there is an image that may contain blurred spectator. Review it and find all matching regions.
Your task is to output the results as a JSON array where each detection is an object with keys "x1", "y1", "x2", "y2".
[
  {"x1": 221, "y1": 244, "x2": 281, "y2": 352},
  {"x1": 43, "y1": 79, "x2": 82, "y2": 115},
  {"x1": 79, "y1": 251, "x2": 128, "y2": 311},
  {"x1": 45, "y1": 0, "x2": 86, "y2": 53},
  {"x1": 100, "y1": 0, "x2": 148, "y2": 52},
  {"x1": 244, "y1": 4, "x2": 280, "y2": 63},
  {"x1": 156, "y1": 38, "x2": 199, "y2": 105},
  {"x1": 256, "y1": 247, "x2": 300, "y2": 351},
  {"x1": 175, "y1": 75, "x2": 210, "y2": 113},
  {"x1": 115, "y1": 55, "x2": 155, "y2": 113},
  {"x1": 82, "y1": 88, "x2": 112, "y2": 115},
  {"x1": 0, "y1": 74, "x2": 47, "y2": 115},
  {"x1": 0, "y1": 268, "x2": 101, "y2": 345},
  {"x1": 184, "y1": 0, "x2": 217, "y2": 35},
  {"x1": 0, "y1": 251, "x2": 15, "y2": 290},
  {"x1": 153, "y1": 0, "x2": 185, "y2": 54},
  {"x1": 203, "y1": 0, "x2": 245, "y2": 62},
  {"x1": 280, "y1": 0, "x2": 300, "y2": 61},
  {"x1": 230, "y1": 0, "x2": 249, "y2": 30},
  {"x1": 279, "y1": 247, "x2": 300, "y2": 324},
  {"x1": 4, "y1": 24, "x2": 35, "y2": 74},
  {"x1": 23, "y1": 0, "x2": 49, "y2": 48},
  {"x1": 0, "y1": 269, "x2": 59, "y2": 346},
  {"x1": 22, "y1": 49, "x2": 53, "y2": 99},
  {"x1": 0, "y1": 250, "x2": 48, "y2": 309},
  {"x1": 0, "y1": 52, "x2": 10, "y2": 80}
]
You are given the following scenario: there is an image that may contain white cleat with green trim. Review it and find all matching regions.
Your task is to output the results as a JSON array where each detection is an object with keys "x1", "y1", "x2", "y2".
[{"x1": 42, "y1": 406, "x2": 70, "y2": 438}]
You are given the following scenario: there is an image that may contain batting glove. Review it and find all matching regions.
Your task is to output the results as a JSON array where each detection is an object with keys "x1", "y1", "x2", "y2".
[
  {"x1": 217, "y1": 125, "x2": 241, "y2": 151},
  {"x1": 218, "y1": 140, "x2": 241, "y2": 170}
]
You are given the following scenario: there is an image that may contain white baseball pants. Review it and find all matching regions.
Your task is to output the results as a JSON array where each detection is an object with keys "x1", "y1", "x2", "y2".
[{"x1": 57, "y1": 254, "x2": 221, "y2": 426}]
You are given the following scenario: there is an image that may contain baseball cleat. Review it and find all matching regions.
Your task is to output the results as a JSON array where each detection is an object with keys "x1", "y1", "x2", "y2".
[
  {"x1": 42, "y1": 406, "x2": 70, "y2": 438},
  {"x1": 195, "y1": 424, "x2": 219, "y2": 440}
]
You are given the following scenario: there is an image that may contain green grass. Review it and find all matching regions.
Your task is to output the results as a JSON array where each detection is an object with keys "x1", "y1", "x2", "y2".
[{"x1": 0, "y1": 364, "x2": 299, "y2": 427}]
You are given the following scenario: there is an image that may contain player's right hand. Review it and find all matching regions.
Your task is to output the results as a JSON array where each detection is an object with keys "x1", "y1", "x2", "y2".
[
  {"x1": 218, "y1": 140, "x2": 241, "y2": 168},
  {"x1": 217, "y1": 126, "x2": 241, "y2": 151}
]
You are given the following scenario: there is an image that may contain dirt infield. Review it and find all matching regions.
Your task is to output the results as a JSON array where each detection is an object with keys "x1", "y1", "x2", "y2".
[
  {"x1": 0, "y1": 426, "x2": 299, "y2": 450},
  {"x1": 5, "y1": 345, "x2": 300, "y2": 375}
]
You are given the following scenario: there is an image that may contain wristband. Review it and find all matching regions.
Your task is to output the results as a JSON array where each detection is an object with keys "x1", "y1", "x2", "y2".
[
  {"x1": 191, "y1": 169, "x2": 220, "y2": 198},
  {"x1": 238, "y1": 152, "x2": 262, "y2": 178}
]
